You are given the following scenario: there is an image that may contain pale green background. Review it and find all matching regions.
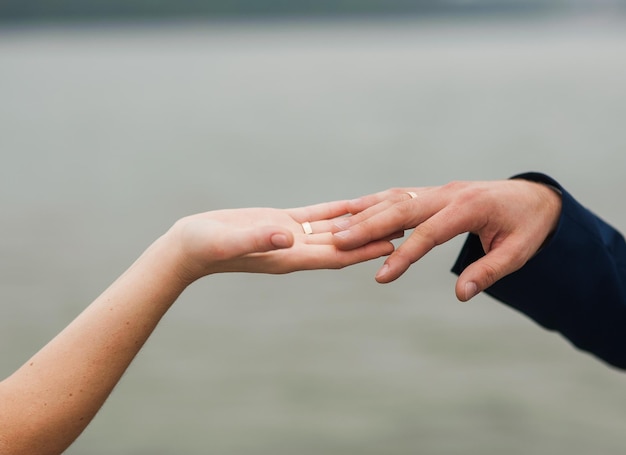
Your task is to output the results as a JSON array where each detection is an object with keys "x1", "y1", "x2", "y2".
[{"x1": 1, "y1": 15, "x2": 626, "y2": 454}]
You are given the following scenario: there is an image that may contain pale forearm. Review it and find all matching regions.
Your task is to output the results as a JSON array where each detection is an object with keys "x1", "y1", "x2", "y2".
[
  {"x1": 0, "y1": 233, "x2": 188, "y2": 455},
  {"x1": 0, "y1": 203, "x2": 394, "y2": 454}
]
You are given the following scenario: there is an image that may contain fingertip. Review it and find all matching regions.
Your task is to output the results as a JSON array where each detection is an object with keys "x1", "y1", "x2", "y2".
[
  {"x1": 457, "y1": 281, "x2": 479, "y2": 302},
  {"x1": 382, "y1": 241, "x2": 396, "y2": 256},
  {"x1": 374, "y1": 262, "x2": 402, "y2": 283},
  {"x1": 375, "y1": 263, "x2": 390, "y2": 282},
  {"x1": 270, "y1": 232, "x2": 293, "y2": 249},
  {"x1": 332, "y1": 229, "x2": 354, "y2": 249},
  {"x1": 333, "y1": 218, "x2": 351, "y2": 232},
  {"x1": 346, "y1": 197, "x2": 365, "y2": 214}
]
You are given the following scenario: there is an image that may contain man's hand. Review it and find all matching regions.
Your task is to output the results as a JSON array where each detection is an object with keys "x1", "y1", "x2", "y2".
[{"x1": 333, "y1": 179, "x2": 562, "y2": 301}]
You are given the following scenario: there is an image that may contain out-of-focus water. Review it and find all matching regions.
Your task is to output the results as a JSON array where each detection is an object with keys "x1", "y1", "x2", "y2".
[{"x1": 1, "y1": 16, "x2": 626, "y2": 454}]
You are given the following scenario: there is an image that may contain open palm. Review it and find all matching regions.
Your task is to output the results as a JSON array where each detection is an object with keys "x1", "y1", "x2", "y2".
[{"x1": 171, "y1": 200, "x2": 395, "y2": 280}]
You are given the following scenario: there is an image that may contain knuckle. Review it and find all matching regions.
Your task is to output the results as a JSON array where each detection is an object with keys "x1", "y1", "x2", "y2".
[
  {"x1": 442, "y1": 180, "x2": 466, "y2": 192},
  {"x1": 508, "y1": 246, "x2": 531, "y2": 271},
  {"x1": 390, "y1": 200, "x2": 416, "y2": 220},
  {"x1": 480, "y1": 262, "x2": 502, "y2": 287},
  {"x1": 412, "y1": 222, "x2": 439, "y2": 248},
  {"x1": 443, "y1": 180, "x2": 482, "y2": 204},
  {"x1": 392, "y1": 248, "x2": 415, "y2": 267}
]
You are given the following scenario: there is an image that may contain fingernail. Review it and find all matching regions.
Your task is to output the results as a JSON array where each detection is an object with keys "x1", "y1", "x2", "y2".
[
  {"x1": 375, "y1": 264, "x2": 389, "y2": 280},
  {"x1": 333, "y1": 230, "x2": 351, "y2": 239},
  {"x1": 464, "y1": 282, "x2": 479, "y2": 301},
  {"x1": 270, "y1": 234, "x2": 291, "y2": 249},
  {"x1": 333, "y1": 219, "x2": 350, "y2": 230}
]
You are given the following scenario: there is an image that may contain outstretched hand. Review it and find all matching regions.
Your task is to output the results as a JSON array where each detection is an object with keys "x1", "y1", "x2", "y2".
[
  {"x1": 332, "y1": 179, "x2": 562, "y2": 301},
  {"x1": 167, "y1": 199, "x2": 397, "y2": 284}
]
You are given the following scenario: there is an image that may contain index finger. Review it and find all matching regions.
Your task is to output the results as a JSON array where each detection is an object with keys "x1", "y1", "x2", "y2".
[
  {"x1": 333, "y1": 198, "x2": 430, "y2": 250},
  {"x1": 375, "y1": 208, "x2": 465, "y2": 283}
]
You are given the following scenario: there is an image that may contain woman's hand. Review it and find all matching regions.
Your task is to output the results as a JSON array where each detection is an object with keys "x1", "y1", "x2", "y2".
[
  {"x1": 332, "y1": 179, "x2": 562, "y2": 301},
  {"x1": 168, "y1": 200, "x2": 397, "y2": 284}
]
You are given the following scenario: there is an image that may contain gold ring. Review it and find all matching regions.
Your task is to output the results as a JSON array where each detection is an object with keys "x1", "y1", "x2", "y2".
[
  {"x1": 301, "y1": 221, "x2": 313, "y2": 235},
  {"x1": 406, "y1": 191, "x2": 417, "y2": 199}
]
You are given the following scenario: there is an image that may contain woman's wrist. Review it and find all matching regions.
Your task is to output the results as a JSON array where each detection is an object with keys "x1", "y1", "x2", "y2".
[
  {"x1": 157, "y1": 216, "x2": 228, "y2": 288},
  {"x1": 140, "y1": 228, "x2": 199, "y2": 295}
]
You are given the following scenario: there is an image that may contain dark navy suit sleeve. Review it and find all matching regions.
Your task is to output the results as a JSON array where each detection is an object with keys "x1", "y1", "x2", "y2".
[{"x1": 452, "y1": 172, "x2": 626, "y2": 369}]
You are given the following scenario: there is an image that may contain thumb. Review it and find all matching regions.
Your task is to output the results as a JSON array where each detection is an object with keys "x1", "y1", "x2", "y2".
[
  {"x1": 230, "y1": 226, "x2": 294, "y2": 256},
  {"x1": 455, "y1": 248, "x2": 526, "y2": 302}
]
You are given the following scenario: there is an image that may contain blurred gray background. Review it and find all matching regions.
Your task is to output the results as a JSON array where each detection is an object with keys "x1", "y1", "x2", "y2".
[{"x1": 1, "y1": 1, "x2": 626, "y2": 454}]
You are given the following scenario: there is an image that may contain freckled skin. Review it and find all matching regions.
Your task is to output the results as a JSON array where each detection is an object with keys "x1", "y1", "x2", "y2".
[{"x1": 0, "y1": 204, "x2": 394, "y2": 455}]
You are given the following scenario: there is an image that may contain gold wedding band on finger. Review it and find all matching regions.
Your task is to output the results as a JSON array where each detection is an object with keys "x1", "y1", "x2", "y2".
[
  {"x1": 301, "y1": 221, "x2": 313, "y2": 235},
  {"x1": 406, "y1": 191, "x2": 417, "y2": 199}
]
